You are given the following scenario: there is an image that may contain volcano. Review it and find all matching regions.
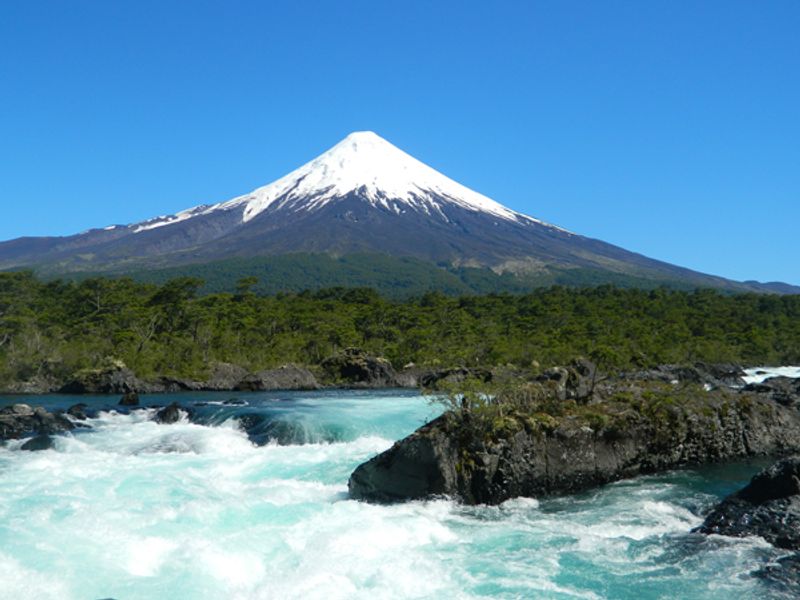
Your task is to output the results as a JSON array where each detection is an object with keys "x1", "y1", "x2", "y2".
[{"x1": 0, "y1": 131, "x2": 793, "y2": 293}]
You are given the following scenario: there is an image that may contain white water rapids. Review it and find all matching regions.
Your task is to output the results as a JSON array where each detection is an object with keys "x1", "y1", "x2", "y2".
[{"x1": 0, "y1": 387, "x2": 796, "y2": 599}]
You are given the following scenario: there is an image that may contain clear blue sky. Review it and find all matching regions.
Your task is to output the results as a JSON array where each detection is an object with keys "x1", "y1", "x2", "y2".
[{"x1": 1, "y1": 1, "x2": 798, "y2": 284}]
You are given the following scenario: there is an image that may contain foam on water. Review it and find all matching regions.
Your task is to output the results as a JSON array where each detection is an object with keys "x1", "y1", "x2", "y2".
[
  {"x1": 743, "y1": 366, "x2": 800, "y2": 384},
  {"x1": 0, "y1": 390, "x2": 795, "y2": 599}
]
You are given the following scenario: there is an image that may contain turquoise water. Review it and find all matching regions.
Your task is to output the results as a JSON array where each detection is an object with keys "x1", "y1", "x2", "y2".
[{"x1": 0, "y1": 390, "x2": 795, "y2": 599}]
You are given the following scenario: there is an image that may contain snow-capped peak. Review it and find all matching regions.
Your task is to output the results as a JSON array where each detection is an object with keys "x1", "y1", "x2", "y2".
[
  {"x1": 133, "y1": 131, "x2": 556, "y2": 233},
  {"x1": 216, "y1": 130, "x2": 531, "y2": 223}
]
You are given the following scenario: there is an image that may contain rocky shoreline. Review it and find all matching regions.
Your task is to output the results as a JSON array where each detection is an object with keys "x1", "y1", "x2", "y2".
[
  {"x1": 695, "y1": 456, "x2": 800, "y2": 550},
  {"x1": 0, "y1": 348, "x2": 499, "y2": 396},
  {"x1": 348, "y1": 362, "x2": 800, "y2": 504}
]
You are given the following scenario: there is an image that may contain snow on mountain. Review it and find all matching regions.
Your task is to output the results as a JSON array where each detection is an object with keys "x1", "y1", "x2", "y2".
[
  {"x1": 133, "y1": 204, "x2": 214, "y2": 233},
  {"x1": 129, "y1": 131, "x2": 560, "y2": 233}
]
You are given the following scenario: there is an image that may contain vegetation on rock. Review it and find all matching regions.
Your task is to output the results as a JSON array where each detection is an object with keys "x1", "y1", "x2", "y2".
[{"x1": 350, "y1": 367, "x2": 800, "y2": 504}]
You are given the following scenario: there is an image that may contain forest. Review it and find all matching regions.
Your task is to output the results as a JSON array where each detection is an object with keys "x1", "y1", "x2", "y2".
[{"x1": 1, "y1": 270, "x2": 799, "y2": 387}]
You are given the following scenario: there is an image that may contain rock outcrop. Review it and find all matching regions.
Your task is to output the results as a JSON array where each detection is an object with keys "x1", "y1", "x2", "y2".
[
  {"x1": 628, "y1": 362, "x2": 746, "y2": 389},
  {"x1": 154, "y1": 402, "x2": 185, "y2": 424},
  {"x1": 48, "y1": 360, "x2": 320, "y2": 394},
  {"x1": 59, "y1": 361, "x2": 148, "y2": 394},
  {"x1": 321, "y1": 348, "x2": 398, "y2": 387},
  {"x1": 118, "y1": 391, "x2": 140, "y2": 406},
  {"x1": 0, "y1": 375, "x2": 61, "y2": 395},
  {"x1": 235, "y1": 364, "x2": 319, "y2": 391},
  {"x1": 66, "y1": 403, "x2": 89, "y2": 420},
  {"x1": 349, "y1": 384, "x2": 800, "y2": 505},
  {"x1": 535, "y1": 358, "x2": 597, "y2": 401},
  {"x1": 417, "y1": 367, "x2": 492, "y2": 390},
  {"x1": 202, "y1": 362, "x2": 249, "y2": 391},
  {"x1": 743, "y1": 377, "x2": 800, "y2": 408},
  {"x1": 695, "y1": 456, "x2": 800, "y2": 549},
  {"x1": 0, "y1": 403, "x2": 74, "y2": 440}
]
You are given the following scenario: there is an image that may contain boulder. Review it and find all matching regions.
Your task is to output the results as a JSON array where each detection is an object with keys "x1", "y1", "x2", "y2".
[
  {"x1": 535, "y1": 358, "x2": 597, "y2": 402},
  {"x1": 66, "y1": 403, "x2": 89, "y2": 420},
  {"x1": 695, "y1": 456, "x2": 800, "y2": 550},
  {"x1": 203, "y1": 362, "x2": 248, "y2": 390},
  {"x1": 234, "y1": 365, "x2": 319, "y2": 391},
  {"x1": 320, "y1": 349, "x2": 398, "y2": 387},
  {"x1": 0, "y1": 403, "x2": 73, "y2": 440},
  {"x1": 60, "y1": 361, "x2": 148, "y2": 394},
  {"x1": 118, "y1": 392, "x2": 140, "y2": 406},
  {"x1": 154, "y1": 402, "x2": 184, "y2": 425},
  {"x1": 21, "y1": 435, "x2": 54, "y2": 451}
]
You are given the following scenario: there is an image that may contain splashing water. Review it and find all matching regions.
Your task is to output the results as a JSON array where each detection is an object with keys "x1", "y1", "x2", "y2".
[{"x1": 0, "y1": 390, "x2": 795, "y2": 599}]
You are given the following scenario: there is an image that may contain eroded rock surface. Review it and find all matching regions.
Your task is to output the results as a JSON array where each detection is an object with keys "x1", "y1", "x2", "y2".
[
  {"x1": 350, "y1": 383, "x2": 800, "y2": 505},
  {"x1": 321, "y1": 348, "x2": 398, "y2": 387},
  {"x1": 235, "y1": 364, "x2": 319, "y2": 391},
  {"x1": 0, "y1": 403, "x2": 74, "y2": 440},
  {"x1": 695, "y1": 456, "x2": 800, "y2": 550}
]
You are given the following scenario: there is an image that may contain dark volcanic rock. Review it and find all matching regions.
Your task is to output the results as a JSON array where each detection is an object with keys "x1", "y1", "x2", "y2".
[
  {"x1": 321, "y1": 349, "x2": 397, "y2": 387},
  {"x1": 697, "y1": 362, "x2": 748, "y2": 387},
  {"x1": 0, "y1": 403, "x2": 74, "y2": 440},
  {"x1": 235, "y1": 413, "x2": 270, "y2": 445},
  {"x1": 695, "y1": 457, "x2": 800, "y2": 550},
  {"x1": 235, "y1": 364, "x2": 319, "y2": 391},
  {"x1": 0, "y1": 375, "x2": 60, "y2": 395},
  {"x1": 155, "y1": 377, "x2": 202, "y2": 392},
  {"x1": 629, "y1": 363, "x2": 746, "y2": 389},
  {"x1": 60, "y1": 362, "x2": 147, "y2": 394},
  {"x1": 743, "y1": 377, "x2": 800, "y2": 408},
  {"x1": 119, "y1": 392, "x2": 140, "y2": 406},
  {"x1": 66, "y1": 403, "x2": 89, "y2": 420},
  {"x1": 394, "y1": 367, "x2": 422, "y2": 388},
  {"x1": 203, "y1": 362, "x2": 248, "y2": 391},
  {"x1": 418, "y1": 367, "x2": 492, "y2": 389},
  {"x1": 535, "y1": 358, "x2": 597, "y2": 402},
  {"x1": 349, "y1": 387, "x2": 800, "y2": 505},
  {"x1": 154, "y1": 402, "x2": 184, "y2": 424},
  {"x1": 21, "y1": 435, "x2": 54, "y2": 451}
]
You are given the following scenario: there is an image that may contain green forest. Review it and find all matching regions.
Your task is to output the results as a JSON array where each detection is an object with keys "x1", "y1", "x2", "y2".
[{"x1": 1, "y1": 270, "x2": 799, "y2": 387}]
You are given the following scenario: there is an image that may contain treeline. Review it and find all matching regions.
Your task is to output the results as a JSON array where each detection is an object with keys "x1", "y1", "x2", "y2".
[{"x1": 1, "y1": 270, "x2": 799, "y2": 386}]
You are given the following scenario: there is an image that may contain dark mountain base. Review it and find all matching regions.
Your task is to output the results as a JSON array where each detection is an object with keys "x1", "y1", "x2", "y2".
[{"x1": 47, "y1": 253, "x2": 723, "y2": 298}]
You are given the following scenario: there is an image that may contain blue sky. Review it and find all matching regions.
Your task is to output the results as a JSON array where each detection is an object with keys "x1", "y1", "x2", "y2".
[{"x1": 1, "y1": 1, "x2": 798, "y2": 284}]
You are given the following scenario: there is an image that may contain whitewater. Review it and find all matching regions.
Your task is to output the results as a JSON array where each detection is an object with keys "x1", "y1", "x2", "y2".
[{"x1": 0, "y1": 386, "x2": 796, "y2": 599}]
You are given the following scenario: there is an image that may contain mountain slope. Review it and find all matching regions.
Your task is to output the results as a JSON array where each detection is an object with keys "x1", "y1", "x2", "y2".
[{"x1": 0, "y1": 131, "x2": 795, "y2": 293}]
